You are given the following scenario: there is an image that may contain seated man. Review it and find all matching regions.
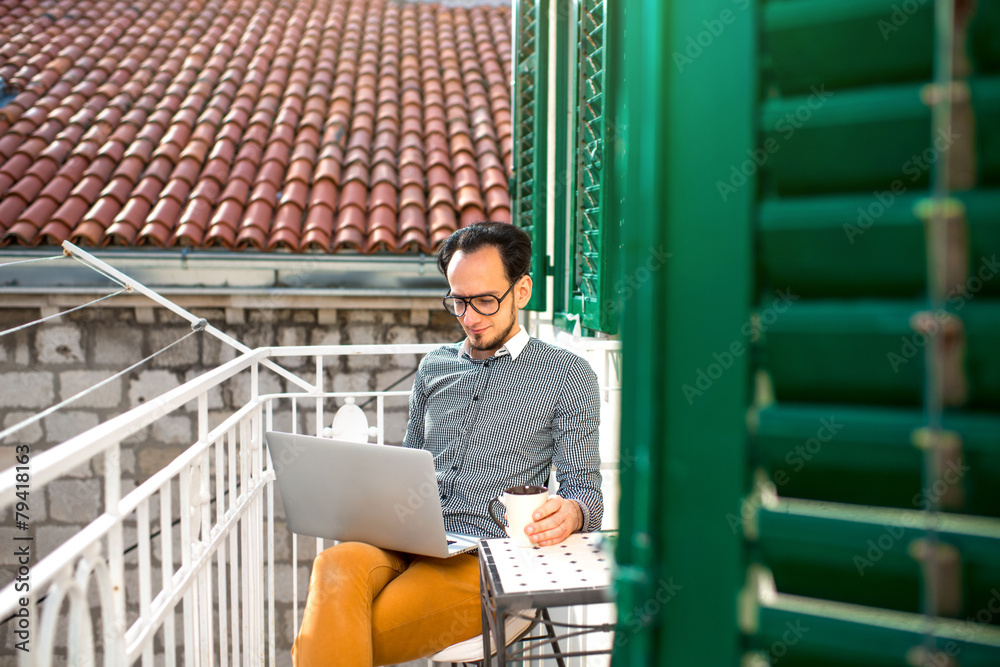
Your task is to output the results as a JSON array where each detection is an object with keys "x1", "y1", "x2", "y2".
[{"x1": 292, "y1": 222, "x2": 603, "y2": 666}]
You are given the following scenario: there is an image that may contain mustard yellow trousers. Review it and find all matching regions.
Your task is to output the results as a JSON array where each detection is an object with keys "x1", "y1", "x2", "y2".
[{"x1": 291, "y1": 541, "x2": 482, "y2": 666}]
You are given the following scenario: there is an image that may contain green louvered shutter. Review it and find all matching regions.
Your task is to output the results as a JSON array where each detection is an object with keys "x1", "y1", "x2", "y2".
[
  {"x1": 612, "y1": 0, "x2": 1000, "y2": 664},
  {"x1": 511, "y1": 0, "x2": 548, "y2": 312},
  {"x1": 569, "y1": 0, "x2": 618, "y2": 333},
  {"x1": 742, "y1": 1, "x2": 1000, "y2": 663}
]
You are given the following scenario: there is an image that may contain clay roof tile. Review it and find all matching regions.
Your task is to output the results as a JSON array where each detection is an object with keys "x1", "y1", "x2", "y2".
[
  {"x1": 205, "y1": 203, "x2": 242, "y2": 248},
  {"x1": 0, "y1": 2, "x2": 512, "y2": 253},
  {"x1": 399, "y1": 204, "x2": 426, "y2": 234},
  {"x1": 332, "y1": 224, "x2": 364, "y2": 252},
  {"x1": 369, "y1": 182, "x2": 397, "y2": 213},
  {"x1": 310, "y1": 179, "x2": 339, "y2": 209}
]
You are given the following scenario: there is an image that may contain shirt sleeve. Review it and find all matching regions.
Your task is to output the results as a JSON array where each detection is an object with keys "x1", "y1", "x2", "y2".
[
  {"x1": 402, "y1": 359, "x2": 427, "y2": 450},
  {"x1": 552, "y1": 355, "x2": 603, "y2": 532}
]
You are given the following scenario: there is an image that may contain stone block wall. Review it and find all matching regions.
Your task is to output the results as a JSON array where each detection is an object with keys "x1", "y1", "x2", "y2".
[{"x1": 0, "y1": 304, "x2": 463, "y2": 664}]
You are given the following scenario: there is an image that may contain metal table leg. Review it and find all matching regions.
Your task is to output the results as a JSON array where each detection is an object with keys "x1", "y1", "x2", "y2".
[
  {"x1": 540, "y1": 608, "x2": 566, "y2": 667},
  {"x1": 479, "y1": 549, "x2": 494, "y2": 665},
  {"x1": 479, "y1": 546, "x2": 508, "y2": 667},
  {"x1": 495, "y1": 604, "x2": 507, "y2": 667}
]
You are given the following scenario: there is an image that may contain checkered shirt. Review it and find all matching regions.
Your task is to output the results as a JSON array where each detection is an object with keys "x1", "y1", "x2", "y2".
[{"x1": 403, "y1": 329, "x2": 603, "y2": 539}]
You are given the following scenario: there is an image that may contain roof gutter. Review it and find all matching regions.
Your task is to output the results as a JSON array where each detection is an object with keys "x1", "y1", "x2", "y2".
[
  {"x1": 0, "y1": 248, "x2": 447, "y2": 292},
  {"x1": 0, "y1": 249, "x2": 450, "y2": 312}
]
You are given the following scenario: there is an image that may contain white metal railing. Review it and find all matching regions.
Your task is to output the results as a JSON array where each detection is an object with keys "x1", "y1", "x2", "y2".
[{"x1": 0, "y1": 338, "x2": 620, "y2": 665}]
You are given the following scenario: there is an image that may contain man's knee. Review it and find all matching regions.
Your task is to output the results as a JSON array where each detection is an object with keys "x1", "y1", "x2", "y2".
[
  {"x1": 314, "y1": 541, "x2": 380, "y2": 576},
  {"x1": 311, "y1": 542, "x2": 402, "y2": 593}
]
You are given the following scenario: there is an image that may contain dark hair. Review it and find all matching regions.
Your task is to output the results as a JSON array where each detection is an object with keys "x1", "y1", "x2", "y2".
[{"x1": 436, "y1": 222, "x2": 532, "y2": 283}]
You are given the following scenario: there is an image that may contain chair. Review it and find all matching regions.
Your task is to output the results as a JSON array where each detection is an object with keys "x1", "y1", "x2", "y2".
[{"x1": 429, "y1": 608, "x2": 564, "y2": 666}]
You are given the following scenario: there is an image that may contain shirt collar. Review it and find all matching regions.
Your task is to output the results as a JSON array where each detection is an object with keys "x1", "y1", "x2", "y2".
[{"x1": 460, "y1": 327, "x2": 530, "y2": 361}]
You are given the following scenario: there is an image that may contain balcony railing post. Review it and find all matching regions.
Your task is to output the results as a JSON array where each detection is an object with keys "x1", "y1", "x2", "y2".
[
  {"x1": 199, "y1": 448, "x2": 212, "y2": 667},
  {"x1": 214, "y1": 436, "x2": 229, "y2": 667},
  {"x1": 137, "y1": 497, "x2": 152, "y2": 666},
  {"x1": 254, "y1": 400, "x2": 265, "y2": 662},
  {"x1": 198, "y1": 393, "x2": 208, "y2": 443},
  {"x1": 37, "y1": 568, "x2": 72, "y2": 664},
  {"x1": 239, "y1": 417, "x2": 251, "y2": 664},
  {"x1": 104, "y1": 444, "x2": 126, "y2": 665},
  {"x1": 267, "y1": 454, "x2": 276, "y2": 667},
  {"x1": 377, "y1": 395, "x2": 385, "y2": 445},
  {"x1": 160, "y1": 479, "x2": 176, "y2": 665},
  {"x1": 227, "y1": 426, "x2": 240, "y2": 667},
  {"x1": 179, "y1": 463, "x2": 194, "y2": 667},
  {"x1": 292, "y1": 530, "x2": 299, "y2": 643},
  {"x1": 315, "y1": 355, "x2": 325, "y2": 437}
]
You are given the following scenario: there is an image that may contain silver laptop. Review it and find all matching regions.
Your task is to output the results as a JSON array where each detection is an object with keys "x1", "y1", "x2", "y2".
[{"x1": 264, "y1": 431, "x2": 479, "y2": 558}]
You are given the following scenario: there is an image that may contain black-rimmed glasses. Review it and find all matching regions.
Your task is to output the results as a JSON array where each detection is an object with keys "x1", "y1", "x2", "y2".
[{"x1": 442, "y1": 278, "x2": 521, "y2": 317}]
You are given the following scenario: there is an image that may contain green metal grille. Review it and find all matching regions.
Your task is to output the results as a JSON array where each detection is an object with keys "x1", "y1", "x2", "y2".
[{"x1": 511, "y1": 0, "x2": 548, "y2": 312}]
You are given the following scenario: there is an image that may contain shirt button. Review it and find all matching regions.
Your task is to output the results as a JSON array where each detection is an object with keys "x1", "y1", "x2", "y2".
[
  {"x1": 484, "y1": 361, "x2": 489, "y2": 368},
  {"x1": 473, "y1": 395, "x2": 479, "y2": 401},
  {"x1": 451, "y1": 464, "x2": 458, "y2": 470}
]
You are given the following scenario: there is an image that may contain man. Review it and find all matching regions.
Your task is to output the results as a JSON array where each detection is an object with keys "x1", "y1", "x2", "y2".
[{"x1": 292, "y1": 222, "x2": 603, "y2": 666}]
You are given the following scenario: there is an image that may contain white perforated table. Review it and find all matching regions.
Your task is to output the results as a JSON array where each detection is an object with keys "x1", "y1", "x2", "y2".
[{"x1": 478, "y1": 531, "x2": 616, "y2": 666}]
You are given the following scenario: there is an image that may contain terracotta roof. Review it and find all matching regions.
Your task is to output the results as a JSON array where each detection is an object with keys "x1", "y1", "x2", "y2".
[{"x1": 0, "y1": 0, "x2": 512, "y2": 253}]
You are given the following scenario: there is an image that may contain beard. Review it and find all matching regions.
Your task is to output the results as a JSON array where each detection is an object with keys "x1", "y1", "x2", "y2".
[{"x1": 467, "y1": 303, "x2": 517, "y2": 353}]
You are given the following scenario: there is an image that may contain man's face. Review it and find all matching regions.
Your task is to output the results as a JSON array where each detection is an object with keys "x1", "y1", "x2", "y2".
[{"x1": 445, "y1": 246, "x2": 531, "y2": 358}]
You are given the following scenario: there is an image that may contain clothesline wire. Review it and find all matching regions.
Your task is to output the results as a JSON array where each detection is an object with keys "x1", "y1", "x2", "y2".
[
  {"x1": 0, "y1": 289, "x2": 129, "y2": 339},
  {"x1": 0, "y1": 252, "x2": 132, "y2": 338},
  {"x1": 0, "y1": 254, "x2": 66, "y2": 269},
  {"x1": 357, "y1": 336, "x2": 465, "y2": 410},
  {"x1": 0, "y1": 248, "x2": 132, "y2": 290},
  {"x1": 0, "y1": 327, "x2": 203, "y2": 442}
]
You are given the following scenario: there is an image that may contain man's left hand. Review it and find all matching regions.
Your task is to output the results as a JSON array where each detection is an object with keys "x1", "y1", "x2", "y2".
[{"x1": 524, "y1": 496, "x2": 583, "y2": 547}]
